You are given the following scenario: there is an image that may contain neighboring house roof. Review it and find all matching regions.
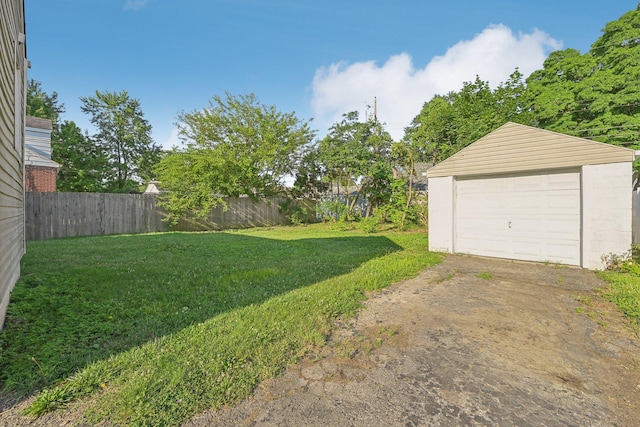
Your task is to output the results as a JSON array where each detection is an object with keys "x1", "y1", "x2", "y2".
[
  {"x1": 427, "y1": 122, "x2": 635, "y2": 178},
  {"x1": 144, "y1": 181, "x2": 162, "y2": 194},
  {"x1": 24, "y1": 146, "x2": 60, "y2": 169},
  {"x1": 25, "y1": 115, "x2": 53, "y2": 130},
  {"x1": 25, "y1": 115, "x2": 60, "y2": 169}
]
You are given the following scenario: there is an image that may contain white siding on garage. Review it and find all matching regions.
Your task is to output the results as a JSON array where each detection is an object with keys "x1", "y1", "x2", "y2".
[
  {"x1": 582, "y1": 162, "x2": 632, "y2": 270},
  {"x1": 454, "y1": 170, "x2": 582, "y2": 266},
  {"x1": 428, "y1": 176, "x2": 454, "y2": 253}
]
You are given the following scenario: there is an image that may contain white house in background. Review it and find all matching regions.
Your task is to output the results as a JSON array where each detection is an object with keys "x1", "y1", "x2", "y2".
[
  {"x1": 0, "y1": 0, "x2": 27, "y2": 328},
  {"x1": 25, "y1": 115, "x2": 60, "y2": 192},
  {"x1": 427, "y1": 122, "x2": 635, "y2": 270}
]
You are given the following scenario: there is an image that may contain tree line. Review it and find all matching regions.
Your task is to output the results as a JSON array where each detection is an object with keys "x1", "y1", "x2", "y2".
[{"x1": 28, "y1": 4, "x2": 640, "y2": 228}]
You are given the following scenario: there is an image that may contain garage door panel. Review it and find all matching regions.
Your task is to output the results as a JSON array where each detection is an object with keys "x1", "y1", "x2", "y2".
[
  {"x1": 546, "y1": 242, "x2": 581, "y2": 264},
  {"x1": 547, "y1": 192, "x2": 580, "y2": 209},
  {"x1": 455, "y1": 171, "x2": 581, "y2": 265}
]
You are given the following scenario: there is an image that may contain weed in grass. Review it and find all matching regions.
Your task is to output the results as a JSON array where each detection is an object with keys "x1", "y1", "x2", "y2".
[
  {"x1": 361, "y1": 340, "x2": 374, "y2": 356},
  {"x1": 577, "y1": 295, "x2": 593, "y2": 306},
  {"x1": 30, "y1": 357, "x2": 47, "y2": 384},
  {"x1": 0, "y1": 224, "x2": 442, "y2": 425},
  {"x1": 334, "y1": 340, "x2": 359, "y2": 359},
  {"x1": 23, "y1": 384, "x2": 75, "y2": 416},
  {"x1": 433, "y1": 272, "x2": 455, "y2": 284},
  {"x1": 379, "y1": 325, "x2": 398, "y2": 337},
  {"x1": 477, "y1": 271, "x2": 493, "y2": 280}
]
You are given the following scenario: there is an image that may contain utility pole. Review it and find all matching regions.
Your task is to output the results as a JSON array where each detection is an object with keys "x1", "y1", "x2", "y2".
[
  {"x1": 373, "y1": 96, "x2": 377, "y2": 123},
  {"x1": 365, "y1": 97, "x2": 378, "y2": 123}
]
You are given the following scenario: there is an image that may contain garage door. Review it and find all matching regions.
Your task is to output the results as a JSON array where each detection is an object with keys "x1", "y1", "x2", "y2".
[{"x1": 454, "y1": 170, "x2": 581, "y2": 265}]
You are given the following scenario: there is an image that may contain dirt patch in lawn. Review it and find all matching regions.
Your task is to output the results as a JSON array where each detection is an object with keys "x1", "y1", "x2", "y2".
[{"x1": 2, "y1": 254, "x2": 639, "y2": 426}]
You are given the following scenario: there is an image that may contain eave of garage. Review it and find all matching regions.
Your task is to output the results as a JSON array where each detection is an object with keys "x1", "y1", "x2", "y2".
[{"x1": 427, "y1": 122, "x2": 635, "y2": 178}]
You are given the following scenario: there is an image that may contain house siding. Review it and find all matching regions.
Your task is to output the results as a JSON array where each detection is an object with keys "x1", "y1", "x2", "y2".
[
  {"x1": 24, "y1": 116, "x2": 58, "y2": 191},
  {"x1": 0, "y1": 0, "x2": 26, "y2": 327},
  {"x1": 427, "y1": 122, "x2": 635, "y2": 178},
  {"x1": 25, "y1": 116, "x2": 57, "y2": 168}
]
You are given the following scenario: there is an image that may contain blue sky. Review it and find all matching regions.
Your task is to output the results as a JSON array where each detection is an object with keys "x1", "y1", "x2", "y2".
[{"x1": 25, "y1": 1, "x2": 637, "y2": 148}]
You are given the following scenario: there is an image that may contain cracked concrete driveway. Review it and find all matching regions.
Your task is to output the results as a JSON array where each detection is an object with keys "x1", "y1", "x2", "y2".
[{"x1": 186, "y1": 254, "x2": 640, "y2": 427}]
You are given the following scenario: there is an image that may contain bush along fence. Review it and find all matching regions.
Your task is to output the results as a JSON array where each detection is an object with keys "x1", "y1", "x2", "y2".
[{"x1": 25, "y1": 192, "x2": 316, "y2": 241}]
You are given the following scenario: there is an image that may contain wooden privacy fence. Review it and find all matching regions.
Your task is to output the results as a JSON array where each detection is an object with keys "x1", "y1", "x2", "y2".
[{"x1": 25, "y1": 192, "x2": 315, "y2": 241}]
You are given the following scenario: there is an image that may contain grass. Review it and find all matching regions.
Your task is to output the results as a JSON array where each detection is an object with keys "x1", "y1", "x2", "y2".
[
  {"x1": 595, "y1": 246, "x2": 640, "y2": 328},
  {"x1": 477, "y1": 271, "x2": 493, "y2": 280},
  {"x1": 597, "y1": 271, "x2": 640, "y2": 325},
  {"x1": 0, "y1": 224, "x2": 441, "y2": 426}
]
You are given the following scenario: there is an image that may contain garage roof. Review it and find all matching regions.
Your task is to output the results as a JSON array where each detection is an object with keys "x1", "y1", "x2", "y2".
[{"x1": 427, "y1": 122, "x2": 635, "y2": 178}]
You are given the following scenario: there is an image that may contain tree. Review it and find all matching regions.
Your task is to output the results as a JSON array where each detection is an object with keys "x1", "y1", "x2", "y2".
[
  {"x1": 524, "y1": 49, "x2": 596, "y2": 132},
  {"x1": 404, "y1": 71, "x2": 530, "y2": 164},
  {"x1": 404, "y1": 94, "x2": 457, "y2": 164},
  {"x1": 26, "y1": 79, "x2": 65, "y2": 132},
  {"x1": 390, "y1": 135, "x2": 429, "y2": 227},
  {"x1": 317, "y1": 111, "x2": 394, "y2": 216},
  {"x1": 524, "y1": 5, "x2": 640, "y2": 149},
  {"x1": 53, "y1": 121, "x2": 107, "y2": 192},
  {"x1": 291, "y1": 145, "x2": 329, "y2": 199},
  {"x1": 81, "y1": 90, "x2": 161, "y2": 192},
  {"x1": 575, "y1": 5, "x2": 640, "y2": 147},
  {"x1": 155, "y1": 92, "x2": 315, "y2": 222}
]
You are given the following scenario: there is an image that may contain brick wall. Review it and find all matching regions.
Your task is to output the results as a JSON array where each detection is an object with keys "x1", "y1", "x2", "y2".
[{"x1": 25, "y1": 166, "x2": 57, "y2": 192}]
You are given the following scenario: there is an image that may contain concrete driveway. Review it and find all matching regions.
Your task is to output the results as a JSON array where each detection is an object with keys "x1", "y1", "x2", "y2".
[{"x1": 186, "y1": 255, "x2": 640, "y2": 426}]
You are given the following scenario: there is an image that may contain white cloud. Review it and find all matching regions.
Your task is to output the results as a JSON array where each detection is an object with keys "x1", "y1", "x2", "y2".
[
  {"x1": 161, "y1": 127, "x2": 181, "y2": 150},
  {"x1": 124, "y1": 0, "x2": 149, "y2": 11},
  {"x1": 311, "y1": 24, "x2": 561, "y2": 140}
]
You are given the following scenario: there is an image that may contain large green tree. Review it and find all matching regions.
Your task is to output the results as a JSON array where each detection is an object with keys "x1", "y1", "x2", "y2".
[
  {"x1": 525, "y1": 5, "x2": 640, "y2": 148},
  {"x1": 155, "y1": 92, "x2": 315, "y2": 222},
  {"x1": 26, "y1": 79, "x2": 64, "y2": 133},
  {"x1": 404, "y1": 71, "x2": 530, "y2": 164},
  {"x1": 291, "y1": 146, "x2": 329, "y2": 199},
  {"x1": 317, "y1": 111, "x2": 394, "y2": 215},
  {"x1": 81, "y1": 90, "x2": 161, "y2": 192},
  {"x1": 53, "y1": 121, "x2": 107, "y2": 192}
]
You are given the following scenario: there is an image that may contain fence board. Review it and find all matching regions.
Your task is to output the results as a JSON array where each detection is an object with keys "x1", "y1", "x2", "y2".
[{"x1": 25, "y1": 193, "x2": 314, "y2": 240}]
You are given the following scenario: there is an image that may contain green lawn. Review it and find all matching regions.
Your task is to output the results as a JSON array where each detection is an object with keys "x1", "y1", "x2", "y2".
[
  {"x1": 0, "y1": 225, "x2": 441, "y2": 426},
  {"x1": 598, "y1": 271, "x2": 640, "y2": 326}
]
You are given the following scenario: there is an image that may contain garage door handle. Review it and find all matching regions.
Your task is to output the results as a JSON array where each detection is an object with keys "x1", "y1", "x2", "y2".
[{"x1": 508, "y1": 221, "x2": 512, "y2": 228}]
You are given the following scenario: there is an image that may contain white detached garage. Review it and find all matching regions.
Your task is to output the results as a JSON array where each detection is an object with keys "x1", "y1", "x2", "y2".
[{"x1": 428, "y1": 122, "x2": 635, "y2": 270}]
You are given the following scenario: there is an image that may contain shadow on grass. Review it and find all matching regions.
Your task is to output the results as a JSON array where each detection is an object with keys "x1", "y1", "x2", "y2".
[{"x1": 0, "y1": 231, "x2": 401, "y2": 402}]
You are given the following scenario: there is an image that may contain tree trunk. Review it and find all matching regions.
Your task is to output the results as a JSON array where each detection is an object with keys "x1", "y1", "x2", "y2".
[{"x1": 401, "y1": 158, "x2": 415, "y2": 227}]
